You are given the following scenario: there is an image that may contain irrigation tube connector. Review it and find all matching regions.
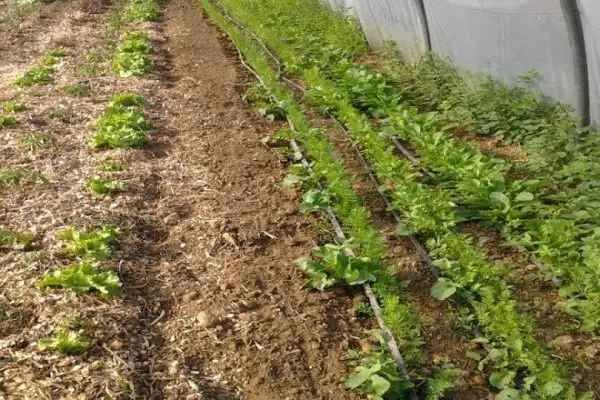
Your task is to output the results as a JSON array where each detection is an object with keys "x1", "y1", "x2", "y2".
[{"x1": 221, "y1": 26, "x2": 418, "y2": 400}]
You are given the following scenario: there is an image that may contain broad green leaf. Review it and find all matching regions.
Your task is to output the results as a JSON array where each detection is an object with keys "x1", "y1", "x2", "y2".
[
  {"x1": 282, "y1": 174, "x2": 304, "y2": 188},
  {"x1": 514, "y1": 192, "x2": 534, "y2": 202},
  {"x1": 430, "y1": 278, "x2": 457, "y2": 300},
  {"x1": 542, "y1": 382, "x2": 563, "y2": 396},
  {"x1": 489, "y1": 370, "x2": 515, "y2": 389},
  {"x1": 369, "y1": 375, "x2": 391, "y2": 396},
  {"x1": 345, "y1": 362, "x2": 382, "y2": 389},
  {"x1": 490, "y1": 192, "x2": 511, "y2": 212},
  {"x1": 465, "y1": 350, "x2": 482, "y2": 361}
]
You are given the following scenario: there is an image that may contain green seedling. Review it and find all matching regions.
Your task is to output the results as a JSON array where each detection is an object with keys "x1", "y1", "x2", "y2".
[
  {"x1": 48, "y1": 49, "x2": 66, "y2": 58},
  {"x1": 0, "y1": 168, "x2": 48, "y2": 188},
  {"x1": 345, "y1": 331, "x2": 414, "y2": 399},
  {"x1": 100, "y1": 160, "x2": 122, "y2": 172},
  {"x1": 36, "y1": 261, "x2": 121, "y2": 298},
  {"x1": 425, "y1": 361, "x2": 462, "y2": 400},
  {"x1": 124, "y1": 0, "x2": 158, "y2": 21},
  {"x1": 63, "y1": 83, "x2": 90, "y2": 97},
  {"x1": 298, "y1": 188, "x2": 331, "y2": 214},
  {"x1": 58, "y1": 225, "x2": 119, "y2": 260},
  {"x1": 0, "y1": 227, "x2": 34, "y2": 250},
  {"x1": 111, "y1": 32, "x2": 152, "y2": 77},
  {"x1": 40, "y1": 56, "x2": 58, "y2": 67},
  {"x1": 90, "y1": 94, "x2": 150, "y2": 148},
  {"x1": 0, "y1": 115, "x2": 18, "y2": 128},
  {"x1": 38, "y1": 328, "x2": 91, "y2": 354},
  {"x1": 296, "y1": 239, "x2": 379, "y2": 290},
  {"x1": 14, "y1": 66, "x2": 53, "y2": 86},
  {"x1": 3, "y1": 102, "x2": 25, "y2": 112},
  {"x1": 109, "y1": 93, "x2": 148, "y2": 108},
  {"x1": 21, "y1": 132, "x2": 57, "y2": 153},
  {"x1": 86, "y1": 177, "x2": 127, "y2": 196}
]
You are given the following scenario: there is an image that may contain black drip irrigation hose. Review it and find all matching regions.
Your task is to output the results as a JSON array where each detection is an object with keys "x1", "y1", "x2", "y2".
[{"x1": 218, "y1": 14, "x2": 418, "y2": 399}]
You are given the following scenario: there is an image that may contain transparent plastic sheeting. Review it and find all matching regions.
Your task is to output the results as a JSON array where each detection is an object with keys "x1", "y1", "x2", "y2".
[
  {"x1": 577, "y1": 0, "x2": 600, "y2": 126},
  {"x1": 347, "y1": 0, "x2": 429, "y2": 62},
  {"x1": 421, "y1": 0, "x2": 586, "y2": 116}
]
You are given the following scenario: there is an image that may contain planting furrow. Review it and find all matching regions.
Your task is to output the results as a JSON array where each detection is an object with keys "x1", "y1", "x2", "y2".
[{"x1": 232, "y1": 35, "x2": 416, "y2": 390}]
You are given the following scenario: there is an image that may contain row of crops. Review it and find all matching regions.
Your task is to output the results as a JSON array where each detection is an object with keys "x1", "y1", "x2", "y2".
[
  {"x1": 0, "y1": 0, "x2": 158, "y2": 391},
  {"x1": 202, "y1": 0, "x2": 599, "y2": 399}
]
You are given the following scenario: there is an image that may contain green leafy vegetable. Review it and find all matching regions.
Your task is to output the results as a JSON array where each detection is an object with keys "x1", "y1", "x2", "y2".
[
  {"x1": 58, "y1": 225, "x2": 119, "y2": 260},
  {"x1": 37, "y1": 262, "x2": 121, "y2": 298},
  {"x1": 297, "y1": 239, "x2": 379, "y2": 290}
]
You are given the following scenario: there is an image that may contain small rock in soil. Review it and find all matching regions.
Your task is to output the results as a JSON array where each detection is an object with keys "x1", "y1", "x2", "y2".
[
  {"x1": 554, "y1": 335, "x2": 573, "y2": 350},
  {"x1": 196, "y1": 311, "x2": 218, "y2": 328},
  {"x1": 109, "y1": 340, "x2": 123, "y2": 350}
]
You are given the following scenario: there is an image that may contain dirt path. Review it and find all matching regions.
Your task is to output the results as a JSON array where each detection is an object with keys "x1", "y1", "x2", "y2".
[
  {"x1": 139, "y1": 0, "x2": 365, "y2": 397},
  {"x1": 0, "y1": 0, "x2": 368, "y2": 398}
]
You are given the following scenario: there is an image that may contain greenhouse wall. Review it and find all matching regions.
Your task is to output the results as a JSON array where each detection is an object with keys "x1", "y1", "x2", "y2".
[
  {"x1": 577, "y1": 0, "x2": 600, "y2": 126},
  {"x1": 329, "y1": 0, "x2": 598, "y2": 126}
]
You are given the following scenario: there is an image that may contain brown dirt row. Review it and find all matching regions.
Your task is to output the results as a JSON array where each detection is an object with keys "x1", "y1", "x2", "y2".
[{"x1": 0, "y1": 0, "x2": 372, "y2": 399}]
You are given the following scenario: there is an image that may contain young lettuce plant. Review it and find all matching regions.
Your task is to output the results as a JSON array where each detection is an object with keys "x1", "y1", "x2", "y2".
[
  {"x1": 58, "y1": 225, "x2": 119, "y2": 260},
  {"x1": 345, "y1": 331, "x2": 414, "y2": 400},
  {"x1": 296, "y1": 238, "x2": 379, "y2": 290},
  {"x1": 38, "y1": 316, "x2": 91, "y2": 355},
  {"x1": 36, "y1": 262, "x2": 121, "y2": 298}
]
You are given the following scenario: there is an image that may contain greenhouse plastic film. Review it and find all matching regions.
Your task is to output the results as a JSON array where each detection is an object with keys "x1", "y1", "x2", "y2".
[
  {"x1": 577, "y1": 0, "x2": 600, "y2": 127},
  {"x1": 350, "y1": 0, "x2": 429, "y2": 62},
  {"x1": 422, "y1": 0, "x2": 587, "y2": 116}
]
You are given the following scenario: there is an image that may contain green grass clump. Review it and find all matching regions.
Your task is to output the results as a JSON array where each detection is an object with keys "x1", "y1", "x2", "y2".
[
  {"x1": 14, "y1": 66, "x2": 54, "y2": 86},
  {"x1": 48, "y1": 49, "x2": 66, "y2": 58},
  {"x1": 37, "y1": 261, "x2": 121, "y2": 298},
  {"x1": 111, "y1": 32, "x2": 152, "y2": 77},
  {"x1": 86, "y1": 177, "x2": 127, "y2": 196},
  {"x1": 90, "y1": 93, "x2": 151, "y2": 148},
  {"x1": 40, "y1": 56, "x2": 58, "y2": 67},
  {"x1": 0, "y1": 168, "x2": 48, "y2": 188},
  {"x1": 21, "y1": 132, "x2": 57, "y2": 153},
  {"x1": 50, "y1": 106, "x2": 77, "y2": 123},
  {"x1": 0, "y1": 115, "x2": 18, "y2": 128},
  {"x1": 63, "y1": 83, "x2": 90, "y2": 97},
  {"x1": 124, "y1": 0, "x2": 158, "y2": 21},
  {"x1": 58, "y1": 225, "x2": 119, "y2": 260},
  {"x1": 3, "y1": 102, "x2": 25, "y2": 113},
  {"x1": 0, "y1": 227, "x2": 34, "y2": 250},
  {"x1": 77, "y1": 52, "x2": 103, "y2": 77},
  {"x1": 100, "y1": 160, "x2": 122, "y2": 171}
]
